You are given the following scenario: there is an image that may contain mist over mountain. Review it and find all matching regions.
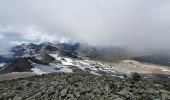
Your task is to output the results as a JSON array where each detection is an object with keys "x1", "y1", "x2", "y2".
[
  {"x1": 1, "y1": 1, "x2": 170, "y2": 99},
  {"x1": 0, "y1": 41, "x2": 170, "y2": 99},
  {"x1": 0, "y1": 0, "x2": 170, "y2": 54}
]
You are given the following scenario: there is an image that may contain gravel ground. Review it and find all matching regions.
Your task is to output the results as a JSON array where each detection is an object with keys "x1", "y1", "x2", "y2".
[
  {"x1": 0, "y1": 73, "x2": 170, "y2": 100},
  {"x1": 0, "y1": 72, "x2": 36, "y2": 82}
]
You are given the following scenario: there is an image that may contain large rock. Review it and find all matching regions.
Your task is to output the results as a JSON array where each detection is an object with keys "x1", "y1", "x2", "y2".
[
  {"x1": 129, "y1": 72, "x2": 142, "y2": 81},
  {"x1": 60, "y1": 88, "x2": 68, "y2": 97}
]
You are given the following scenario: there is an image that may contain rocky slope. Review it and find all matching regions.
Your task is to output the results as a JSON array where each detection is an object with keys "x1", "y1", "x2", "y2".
[
  {"x1": 0, "y1": 73, "x2": 170, "y2": 100},
  {"x1": 0, "y1": 72, "x2": 36, "y2": 82},
  {"x1": 0, "y1": 58, "x2": 33, "y2": 75}
]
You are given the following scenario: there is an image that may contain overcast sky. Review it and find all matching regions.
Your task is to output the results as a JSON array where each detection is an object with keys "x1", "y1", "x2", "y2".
[{"x1": 0, "y1": 0, "x2": 170, "y2": 52}]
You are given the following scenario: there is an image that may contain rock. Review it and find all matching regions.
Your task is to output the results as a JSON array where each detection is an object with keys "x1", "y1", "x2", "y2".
[
  {"x1": 161, "y1": 93, "x2": 170, "y2": 100},
  {"x1": 129, "y1": 72, "x2": 142, "y2": 81},
  {"x1": 60, "y1": 88, "x2": 68, "y2": 97},
  {"x1": 149, "y1": 88, "x2": 159, "y2": 94},
  {"x1": 75, "y1": 92, "x2": 80, "y2": 98},
  {"x1": 93, "y1": 88, "x2": 103, "y2": 95},
  {"x1": 83, "y1": 93, "x2": 94, "y2": 100},
  {"x1": 13, "y1": 96, "x2": 22, "y2": 100},
  {"x1": 0, "y1": 73, "x2": 169, "y2": 100},
  {"x1": 139, "y1": 94, "x2": 153, "y2": 100},
  {"x1": 67, "y1": 94, "x2": 74, "y2": 98},
  {"x1": 114, "y1": 98, "x2": 123, "y2": 100},
  {"x1": 112, "y1": 95, "x2": 119, "y2": 98},
  {"x1": 139, "y1": 89, "x2": 145, "y2": 93},
  {"x1": 117, "y1": 89, "x2": 133, "y2": 99},
  {"x1": 104, "y1": 85, "x2": 110, "y2": 94},
  {"x1": 80, "y1": 88, "x2": 92, "y2": 94}
]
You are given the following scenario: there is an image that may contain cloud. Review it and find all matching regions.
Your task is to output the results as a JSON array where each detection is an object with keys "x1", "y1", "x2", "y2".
[
  {"x1": 0, "y1": 33, "x2": 11, "y2": 54},
  {"x1": 0, "y1": 0, "x2": 170, "y2": 52}
]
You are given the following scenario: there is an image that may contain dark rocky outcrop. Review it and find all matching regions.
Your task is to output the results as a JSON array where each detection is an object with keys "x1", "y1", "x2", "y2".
[
  {"x1": 0, "y1": 58, "x2": 33, "y2": 75},
  {"x1": 129, "y1": 72, "x2": 142, "y2": 81}
]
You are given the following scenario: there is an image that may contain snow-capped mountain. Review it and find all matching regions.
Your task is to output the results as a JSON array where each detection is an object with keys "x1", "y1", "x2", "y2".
[
  {"x1": 1, "y1": 42, "x2": 170, "y2": 82},
  {"x1": 56, "y1": 42, "x2": 80, "y2": 55},
  {"x1": 1, "y1": 41, "x2": 127, "y2": 62},
  {"x1": 0, "y1": 42, "x2": 80, "y2": 64},
  {"x1": 0, "y1": 42, "x2": 126, "y2": 78},
  {"x1": 0, "y1": 55, "x2": 14, "y2": 64},
  {"x1": 10, "y1": 43, "x2": 40, "y2": 57}
]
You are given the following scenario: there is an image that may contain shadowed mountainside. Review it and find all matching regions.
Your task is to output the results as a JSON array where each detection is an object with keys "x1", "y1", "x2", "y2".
[
  {"x1": 132, "y1": 54, "x2": 170, "y2": 67},
  {"x1": 0, "y1": 58, "x2": 33, "y2": 75}
]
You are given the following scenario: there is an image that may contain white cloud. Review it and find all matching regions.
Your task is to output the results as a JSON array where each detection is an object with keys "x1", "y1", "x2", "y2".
[
  {"x1": 0, "y1": 0, "x2": 170, "y2": 52},
  {"x1": 0, "y1": 33, "x2": 11, "y2": 54}
]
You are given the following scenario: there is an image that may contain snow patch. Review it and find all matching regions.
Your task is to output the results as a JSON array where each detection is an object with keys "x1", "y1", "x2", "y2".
[
  {"x1": 0, "y1": 63, "x2": 5, "y2": 67},
  {"x1": 118, "y1": 76, "x2": 124, "y2": 78},
  {"x1": 29, "y1": 54, "x2": 124, "y2": 77},
  {"x1": 31, "y1": 68, "x2": 46, "y2": 75},
  {"x1": 30, "y1": 61, "x2": 58, "y2": 75},
  {"x1": 64, "y1": 58, "x2": 73, "y2": 63},
  {"x1": 79, "y1": 61, "x2": 90, "y2": 66},
  {"x1": 49, "y1": 63, "x2": 73, "y2": 73},
  {"x1": 62, "y1": 61, "x2": 73, "y2": 66},
  {"x1": 49, "y1": 54, "x2": 59, "y2": 59},
  {"x1": 90, "y1": 71, "x2": 101, "y2": 76},
  {"x1": 57, "y1": 66, "x2": 73, "y2": 73}
]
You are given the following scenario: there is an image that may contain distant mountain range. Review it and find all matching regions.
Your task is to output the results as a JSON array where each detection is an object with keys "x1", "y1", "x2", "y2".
[
  {"x1": 0, "y1": 42, "x2": 128, "y2": 63},
  {"x1": 0, "y1": 41, "x2": 170, "y2": 82},
  {"x1": 132, "y1": 53, "x2": 170, "y2": 66},
  {"x1": 0, "y1": 41, "x2": 126, "y2": 77}
]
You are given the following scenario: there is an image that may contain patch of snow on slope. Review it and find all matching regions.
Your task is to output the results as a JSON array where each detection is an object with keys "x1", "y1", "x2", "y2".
[
  {"x1": 30, "y1": 61, "x2": 58, "y2": 75},
  {"x1": 49, "y1": 63, "x2": 73, "y2": 73},
  {"x1": 61, "y1": 61, "x2": 73, "y2": 66},
  {"x1": 0, "y1": 63, "x2": 5, "y2": 68},
  {"x1": 31, "y1": 67, "x2": 46, "y2": 75},
  {"x1": 90, "y1": 71, "x2": 101, "y2": 76},
  {"x1": 64, "y1": 58, "x2": 73, "y2": 62},
  {"x1": 73, "y1": 60, "x2": 121, "y2": 76},
  {"x1": 49, "y1": 54, "x2": 59, "y2": 59},
  {"x1": 30, "y1": 54, "x2": 124, "y2": 77},
  {"x1": 118, "y1": 76, "x2": 124, "y2": 78},
  {"x1": 79, "y1": 61, "x2": 90, "y2": 66},
  {"x1": 49, "y1": 54, "x2": 74, "y2": 65},
  {"x1": 58, "y1": 67, "x2": 73, "y2": 73},
  {"x1": 60, "y1": 58, "x2": 73, "y2": 66}
]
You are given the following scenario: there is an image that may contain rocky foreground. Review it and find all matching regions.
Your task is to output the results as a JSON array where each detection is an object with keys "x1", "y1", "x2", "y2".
[{"x1": 0, "y1": 73, "x2": 170, "y2": 100}]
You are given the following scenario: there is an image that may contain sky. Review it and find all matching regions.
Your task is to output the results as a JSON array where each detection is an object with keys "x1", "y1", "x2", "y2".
[{"x1": 0, "y1": 0, "x2": 170, "y2": 53}]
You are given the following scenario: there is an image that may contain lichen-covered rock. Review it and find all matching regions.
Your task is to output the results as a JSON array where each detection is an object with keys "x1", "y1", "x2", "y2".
[
  {"x1": 13, "y1": 96, "x2": 22, "y2": 100},
  {"x1": 60, "y1": 88, "x2": 68, "y2": 97},
  {"x1": 0, "y1": 73, "x2": 169, "y2": 100}
]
